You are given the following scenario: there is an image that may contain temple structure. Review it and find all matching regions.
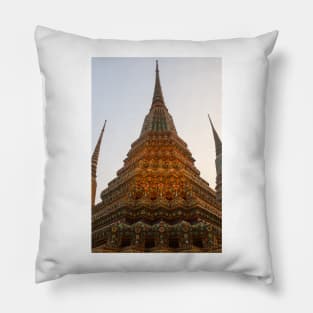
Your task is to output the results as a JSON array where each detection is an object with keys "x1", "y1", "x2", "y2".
[{"x1": 92, "y1": 61, "x2": 222, "y2": 252}]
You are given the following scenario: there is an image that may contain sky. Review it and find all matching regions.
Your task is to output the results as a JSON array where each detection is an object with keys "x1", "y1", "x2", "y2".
[{"x1": 92, "y1": 57, "x2": 221, "y2": 202}]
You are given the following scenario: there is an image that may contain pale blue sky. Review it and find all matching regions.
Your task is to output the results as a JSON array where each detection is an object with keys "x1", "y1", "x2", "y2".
[{"x1": 92, "y1": 57, "x2": 221, "y2": 202}]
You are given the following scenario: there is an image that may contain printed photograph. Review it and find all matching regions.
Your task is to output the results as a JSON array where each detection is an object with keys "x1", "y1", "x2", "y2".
[{"x1": 91, "y1": 58, "x2": 222, "y2": 252}]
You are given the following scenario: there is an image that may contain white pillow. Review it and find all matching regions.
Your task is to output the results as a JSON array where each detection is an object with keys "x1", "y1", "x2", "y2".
[{"x1": 35, "y1": 25, "x2": 278, "y2": 283}]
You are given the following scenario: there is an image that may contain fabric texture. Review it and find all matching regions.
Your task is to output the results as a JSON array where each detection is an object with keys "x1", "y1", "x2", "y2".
[{"x1": 35, "y1": 26, "x2": 278, "y2": 283}]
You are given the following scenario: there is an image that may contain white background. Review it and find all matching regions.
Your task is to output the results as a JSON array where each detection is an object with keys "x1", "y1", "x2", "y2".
[{"x1": 0, "y1": 1, "x2": 312, "y2": 312}]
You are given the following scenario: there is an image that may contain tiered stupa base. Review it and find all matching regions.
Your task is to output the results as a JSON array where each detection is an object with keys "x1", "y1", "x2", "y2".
[{"x1": 92, "y1": 200, "x2": 221, "y2": 253}]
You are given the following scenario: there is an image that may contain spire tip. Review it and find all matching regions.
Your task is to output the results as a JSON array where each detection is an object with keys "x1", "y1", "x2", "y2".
[
  {"x1": 152, "y1": 60, "x2": 164, "y2": 104},
  {"x1": 208, "y1": 113, "x2": 222, "y2": 155}
]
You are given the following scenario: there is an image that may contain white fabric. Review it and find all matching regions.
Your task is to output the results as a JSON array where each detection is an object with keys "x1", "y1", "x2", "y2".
[{"x1": 35, "y1": 26, "x2": 278, "y2": 283}]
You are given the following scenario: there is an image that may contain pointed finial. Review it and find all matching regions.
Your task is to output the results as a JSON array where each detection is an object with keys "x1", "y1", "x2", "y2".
[
  {"x1": 208, "y1": 114, "x2": 221, "y2": 156},
  {"x1": 99, "y1": 120, "x2": 107, "y2": 139},
  {"x1": 208, "y1": 114, "x2": 222, "y2": 203},
  {"x1": 152, "y1": 60, "x2": 165, "y2": 105},
  {"x1": 91, "y1": 120, "x2": 107, "y2": 206}
]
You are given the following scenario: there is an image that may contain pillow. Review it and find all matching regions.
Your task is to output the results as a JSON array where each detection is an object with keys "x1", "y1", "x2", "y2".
[{"x1": 35, "y1": 25, "x2": 278, "y2": 283}]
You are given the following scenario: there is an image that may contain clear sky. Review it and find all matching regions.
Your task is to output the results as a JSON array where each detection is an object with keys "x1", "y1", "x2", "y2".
[{"x1": 92, "y1": 57, "x2": 221, "y2": 202}]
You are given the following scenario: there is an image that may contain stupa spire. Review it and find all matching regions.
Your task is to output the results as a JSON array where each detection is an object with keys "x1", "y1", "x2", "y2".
[
  {"x1": 92, "y1": 120, "x2": 106, "y2": 207},
  {"x1": 140, "y1": 61, "x2": 177, "y2": 136},
  {"x1": 152, "y1": 60, "x2": 165, "y2": 105},
  {"x1": 208, "y1": 114, "x2": 222, "y2": 203},
  {"x1": 208, "y1": 114, "x2": 222, "y2": 155}
]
